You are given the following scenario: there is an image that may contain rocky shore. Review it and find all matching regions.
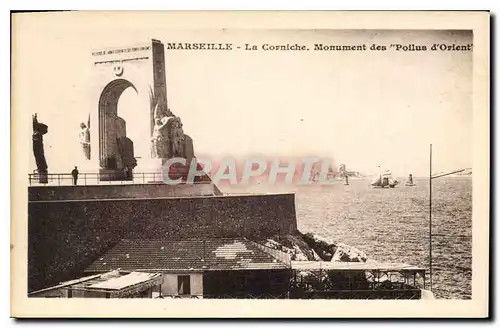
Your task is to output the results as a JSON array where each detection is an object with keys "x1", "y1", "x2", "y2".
[{"x1": 253, "y1": 230, "x2": 369, "y2": 263}]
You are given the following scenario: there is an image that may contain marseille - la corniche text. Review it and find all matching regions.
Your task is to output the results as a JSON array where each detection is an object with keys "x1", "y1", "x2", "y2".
[{"x1": 165, "y1": 43, "x2": 309, "y2": 51}]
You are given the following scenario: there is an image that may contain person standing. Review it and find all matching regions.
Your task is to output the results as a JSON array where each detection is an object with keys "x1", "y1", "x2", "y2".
[{"x1": 71, "y1": 166, "x2": 79, "y2": 185}]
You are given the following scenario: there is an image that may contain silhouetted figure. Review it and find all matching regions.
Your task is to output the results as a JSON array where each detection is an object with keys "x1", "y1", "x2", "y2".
[
  {"x1": 32, "y1": 113, "x2": 49, "y2": 183},
  {"x1": 71, "y1": 166, "x2": 79, "y2": 185}
]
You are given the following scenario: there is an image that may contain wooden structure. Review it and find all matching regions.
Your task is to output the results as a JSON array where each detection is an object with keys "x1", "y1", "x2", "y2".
[
  {"x1": 29, "y1": 270, "x2": 163, "y2": 298},
  {"x1": 290, "y1": 261, "x2": 428, "y2": 300}
]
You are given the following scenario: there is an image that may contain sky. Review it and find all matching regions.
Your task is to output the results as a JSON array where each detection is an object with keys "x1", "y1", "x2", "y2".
[{"x1": 15, "y1": 15, "x2": 473, "y2": 177}]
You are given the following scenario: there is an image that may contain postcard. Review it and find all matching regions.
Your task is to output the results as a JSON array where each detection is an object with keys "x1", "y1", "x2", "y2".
[{"x1": 11, "y1": 11, "x2": 490, "y2": 318}]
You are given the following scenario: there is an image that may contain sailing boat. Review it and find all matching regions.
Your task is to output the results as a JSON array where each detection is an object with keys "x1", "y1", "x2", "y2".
[
  {"x1": 371, "y1": 168, "x2": 399, "y2": 188},
  {"x1": 405, "y1": 173, "x2": 416, "y2": 186}
]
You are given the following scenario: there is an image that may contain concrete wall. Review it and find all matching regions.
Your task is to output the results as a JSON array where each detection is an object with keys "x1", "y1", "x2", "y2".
[
  {"x1": 161, "y1": 273, "x2": 203, "y2": 296},
  {"x1": 28, "y1": 183, "x2": 217, "y2": 201},
  {"x1": 28, "y1": 193, "x2": 297, "y2": 292}
]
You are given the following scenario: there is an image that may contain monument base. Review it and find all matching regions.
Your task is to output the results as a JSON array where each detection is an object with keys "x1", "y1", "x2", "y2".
[
  {"x1": 38, "y1": 171, "x2": 48, "y2": 184},
  {"x1": 96, "y1": 158, "x2": 212, "y2": 184},
  {"x1": 99, "y1": 169, "x2": 132, "y2": 182}
]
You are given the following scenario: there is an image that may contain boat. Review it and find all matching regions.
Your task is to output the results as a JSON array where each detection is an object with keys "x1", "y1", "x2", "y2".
[
  {"x1": 405, "y1": 174, "x2": 416, "y2": 186},
  {"x1": 371, "y1": 169, "x2": 399, "y2": 188}
]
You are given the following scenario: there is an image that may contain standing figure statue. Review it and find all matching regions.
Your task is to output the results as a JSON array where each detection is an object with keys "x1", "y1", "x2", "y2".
[
  {"x1": 79, "y1": 115, "x2": 91, "y2": 160},
  {"x1": 170, "y1": 118, "x2": 185, "y2": 158},
  {"x1": 151, "y1": 100, "x2": 187, "y2": 159},
  {"x1": 151, "y1": 102, "x2": 171, "y2": 158},
  {"x1": 32, "y1": 113, "x2": 49, "y2": 183}
]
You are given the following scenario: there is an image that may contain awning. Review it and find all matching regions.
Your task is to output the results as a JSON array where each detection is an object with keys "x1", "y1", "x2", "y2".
[
  {"x1": 291, "y1": 261, "x2": 426, "y2": 274},
  {"x1": 74, "y1": 272, "x2": 164, "y2": 298}
]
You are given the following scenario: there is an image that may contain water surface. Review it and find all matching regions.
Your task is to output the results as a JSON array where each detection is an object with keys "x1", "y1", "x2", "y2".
[{"x1": 222, "y1": 177, "x2": 472, "y2": 299}]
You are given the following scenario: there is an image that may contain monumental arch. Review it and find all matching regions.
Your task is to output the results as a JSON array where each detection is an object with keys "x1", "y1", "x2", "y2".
[{"x1": 88, "y1": 39, "x2": 175, "y2": 181}]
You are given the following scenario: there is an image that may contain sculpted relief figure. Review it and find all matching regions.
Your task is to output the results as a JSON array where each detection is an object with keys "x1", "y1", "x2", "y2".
[
  {"x1": 170, "y1": 117, "x2": 185, "y2": 158},
  {"x1": 151, "y1": 102, "x2": 171, "y2": 158},
  {"x1": 79, "y1": 117, "x2": 91, "y2": 160},
  {"x1": 151, "y1": 100, "x2": 187, "y2": 159}
]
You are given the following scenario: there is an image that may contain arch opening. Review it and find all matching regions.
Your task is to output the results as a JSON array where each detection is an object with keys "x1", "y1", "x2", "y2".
[{"x1": 98, "y1": 78, "x2": 144, "y2": 181}]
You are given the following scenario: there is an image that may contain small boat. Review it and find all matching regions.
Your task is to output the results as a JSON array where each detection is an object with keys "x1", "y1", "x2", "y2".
[
  {"x1": 405, "y1": 174, "x2": 416, "y2": 186},
  {"x1": 371, "y1": 169, "x2": 398, "y2": 188}
]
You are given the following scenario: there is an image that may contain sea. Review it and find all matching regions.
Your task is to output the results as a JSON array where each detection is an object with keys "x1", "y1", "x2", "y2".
[{"x1": 221, "y1": 177, "x2": 472, "y2": 300}]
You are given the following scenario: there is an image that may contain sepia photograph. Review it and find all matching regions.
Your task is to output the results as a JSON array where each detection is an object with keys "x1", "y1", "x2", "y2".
[{"x1": 10, "y1": 11, "x2": 490, "y2": 318}]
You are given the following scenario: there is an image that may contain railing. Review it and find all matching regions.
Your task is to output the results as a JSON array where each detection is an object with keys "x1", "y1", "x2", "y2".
[
  {"x1": 289, "y1": 280, "x2": 422, "y2": 299},
  {"x1": 28, "y1": 172, "x2": 212, "y2": 186},
  {"x1": 156, "y1": 295, "x2": 203, "y2": 299},
  {"x1": 289, "y1": 289, "x2": 422, "y2": 299},
  {"x1": 202, "y1": 293, "x2": 289, "y2": 299},
  {"x1": 159, "y1": 289, "x2": 421, "y2": 300}
]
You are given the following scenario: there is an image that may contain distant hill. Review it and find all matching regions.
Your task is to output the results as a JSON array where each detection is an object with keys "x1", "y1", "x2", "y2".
[
  {"x1": 431, "y1": 168, "x2": 472, "y2": 178},
  {"x1": 454, "y1": 168, "x2": 472, "y2": 176}
]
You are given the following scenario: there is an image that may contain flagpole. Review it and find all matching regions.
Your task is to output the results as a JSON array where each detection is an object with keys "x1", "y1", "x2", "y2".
[{"x1": 429, "y1": 144, "x2": 433, "y2": 291}]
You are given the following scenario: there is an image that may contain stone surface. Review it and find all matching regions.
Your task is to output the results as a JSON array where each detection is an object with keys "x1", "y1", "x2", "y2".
[
  {"x1": 252, "y1": 231, "x2": 369, "y2": 263},
  {"x1": 88, "y1": 40, "x2": 209, "y2": 186},
  {"x1": 91, "y1": 41, "x2": 166, "y2": 178},
  {"x1": 294, "y1": 232, "x2": 369, "y2": 262},
  {"x1": 28, "y1": 183, "x2": 217, "y2": 201}
]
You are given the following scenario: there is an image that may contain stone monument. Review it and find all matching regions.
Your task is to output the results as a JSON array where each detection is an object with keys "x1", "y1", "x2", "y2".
[
  {"x1": 79, "y1": 115, "x2": 91, "y2": 160},
  {"x1": 87, "y1": 39, "x2": 199, "y2": 182},
  {"x1": 32, "y1": 113, "x2": 49, "y2": 183}
]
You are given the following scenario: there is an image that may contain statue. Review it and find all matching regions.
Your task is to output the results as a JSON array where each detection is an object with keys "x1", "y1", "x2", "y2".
[
  {"x1": 32, "y1": 113, "x2": 48, "y2": 183},
  {"x1": 79, "y1": 115, "x2": 91, "y2": 160},
  {"x1": 151, "y1": 102, "x2": 171, "y2": 158},
  {"x1": 170, "y1": 117, "x2": 185, "y2": 157},
  {"x1": 150, "y1": 100, "x2": 186, "y2": 159},
  {"x1": 117, "y1": 136, "x2": 137, "y2": 170}
]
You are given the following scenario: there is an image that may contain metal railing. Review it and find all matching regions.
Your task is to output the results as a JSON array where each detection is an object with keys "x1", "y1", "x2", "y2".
[
  {"x1": 289, "y1": 288, "x2": 422, "y2": 299},
  {"x1": 202, "y1": 293, "x2": 289, "y2": 299},
  {"x1": 28, "y1": 172, "x2": 212, "y2": 186},
  {"x1": 288, "y1": 276, "x2": 424, "y2": 299}
]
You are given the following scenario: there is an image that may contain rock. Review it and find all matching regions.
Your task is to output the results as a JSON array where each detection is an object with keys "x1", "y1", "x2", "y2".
[
  {"x1": 251, "y1": 231, "x2": 369, "y2": 263},
  {"x1": 300, "y1": 232, "x2": 368, "y2": 263},
  {"x1": 331, "y1": 242, "x2": 368, "y2": 262},
  {"x1": 261, "y1": 237, "x2": 314, "y2": 261}
]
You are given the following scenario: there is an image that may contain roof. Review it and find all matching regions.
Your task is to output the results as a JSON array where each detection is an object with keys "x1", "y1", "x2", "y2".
[
  {"x1": 85, "y1": 238, "x2": 290, "y2": 273},
  {"x1": 290, "y1": 261, "x2": 426, "y2": 274},
  {"x1": 87, "y1": 271, "x2": 161, "y2": 291},
  {"x1": 70, "y1": 271, "x2": 164, "y2": 297},
  {"x1": 29, "y1": 270, "x2": 163, "y2": 298},
  {"x1": 28, "y1": 273, "x2": 103, "y2": 296}
]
